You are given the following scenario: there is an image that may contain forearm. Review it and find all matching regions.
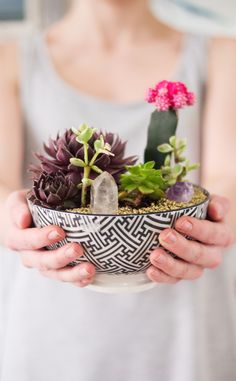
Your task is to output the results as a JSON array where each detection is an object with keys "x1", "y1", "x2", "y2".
[
  {"x1": 202, "y1": 38, "x2": 236, "y2": 239},
  {"x1": 0, "y1": 44, "x2": 24, "y2": 247},
  {"x1": 203, "y1": 177, "x2": 236, "y2": 239},
  {"x1": 0, "y1": 182, "x2": 15, "y2": 245}
]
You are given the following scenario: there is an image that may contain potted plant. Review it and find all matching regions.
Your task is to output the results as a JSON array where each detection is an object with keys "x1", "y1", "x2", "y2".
[{"x1": 27, "y1": 81, "x2": 209, "y2": 293}]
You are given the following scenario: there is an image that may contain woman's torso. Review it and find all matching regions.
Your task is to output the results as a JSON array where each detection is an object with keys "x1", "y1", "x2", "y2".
[{"x1": 3, "y1": 32, "x2": 234, "y2": 381}]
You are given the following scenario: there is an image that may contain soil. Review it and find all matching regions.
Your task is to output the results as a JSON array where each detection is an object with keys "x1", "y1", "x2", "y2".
[{"x1": 67, "y1": 186, "x2": 208, "y2": 215}]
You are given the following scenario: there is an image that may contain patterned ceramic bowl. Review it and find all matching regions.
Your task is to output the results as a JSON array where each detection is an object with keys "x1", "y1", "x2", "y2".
[{"x1": 28, "y1": 187, "x2": 209, "y2": 293}]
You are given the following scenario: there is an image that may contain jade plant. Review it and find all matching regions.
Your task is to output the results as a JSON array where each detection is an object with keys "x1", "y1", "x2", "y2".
[
  {"x1": 29, "y1": 80, "x2": 200, "y2": 211},
  {"x1": 70, "y1": 125, "x2": 115, "y2": 207},
  {"x1": 158, "y1": 136, "x2": 199, "y2": 186}
]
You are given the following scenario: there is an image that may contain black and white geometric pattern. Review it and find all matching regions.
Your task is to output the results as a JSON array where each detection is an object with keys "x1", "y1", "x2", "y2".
[{"x1": 28, "y1": 199, "x2": 209, "y2": 275}]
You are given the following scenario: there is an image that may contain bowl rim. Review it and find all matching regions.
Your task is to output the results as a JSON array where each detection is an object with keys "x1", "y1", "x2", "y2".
[{"x1": 27, "y1": 184, "x2": 210, "y2": 218}]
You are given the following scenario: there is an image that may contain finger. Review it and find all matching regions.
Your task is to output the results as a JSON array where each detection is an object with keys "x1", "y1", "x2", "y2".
[
  {"x1": 6, "y1": 190, "x2": 32, "y2": 228},
  {"x1": 7, "y1": 225, "x2": 65, "y2": 251},
  {"x1": 175, "y1": 217, "x2": 232, "y2": 246},
  {"x1": 40, "y1": 263, "x2": 96, "y2": 283},
  {"x1": 159, "y1": 229, "x2": 222, "y2": 269},
  {"x1": 150, "y1": 248, "x2": 203, "y2": 280},
  {"x1": 207, "y1": 195, "x2": 230, "y2": 222},
  {"x1": 21, "y1": 243, "x2": 84, "y2": 270},
  {"x1": 146, "y1": 265, "x2": 179, "y2": 284}
]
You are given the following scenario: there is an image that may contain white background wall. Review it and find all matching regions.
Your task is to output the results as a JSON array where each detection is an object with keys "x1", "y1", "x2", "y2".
[{"x1": 1, "y1": 0, "x2": 236, "y2": 40}]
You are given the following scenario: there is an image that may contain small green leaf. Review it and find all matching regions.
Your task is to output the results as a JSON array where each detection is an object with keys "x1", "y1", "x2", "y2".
[
  {"x1": 94, "y1": 139, "x2": 103, "y2": 152},
  {"x1": 126, "y1": 166, "x2": 141, "y2": 175},
  {"x1": 70, "y1": 158, "x2": 86, "y2": 167},
  {"x1": 91, "y1": 165, "x2": 103, "y2": 174},
  {"x1": 71, "y1": 126, "x2": 79, "y2": 135},
  {"x1": 157, "y1": 143, "x2": 173, "y2": 153},
  {"x1": 79, "y1": 127, "x2": 96, "y2": 144},
  {"x1": 169, "y1": 136, "x2": 176, "y2": 147},
  {"x1": 104, "y1": 142, "x2": 112, "y2": 151},
  {"x1": 144, "y1": 161, "x2": 155, "y2": 169},
  {"x1": 164, "y1": 155, "x2": 171, "y2": 166},
  {"x1": 161, "y1": 166, "x2": 171, "y2": 174},
  {"x1": 168, "y1": 178, "x2": 176, "y2": 186},
  {"x1": 99, "y1": 149, "x2": 114, "y2": 156},
  {"x1": 76, "y1": 136, "x2": 83, "y2": 144},
  {"x1": 75, "y1": 125, "x2": 97, "y2": 144},
  {"x1": 178, "y1": 138, "x2": 187, "y2": 150},
  {"x1": 177, "y1": 156, "x2": 186, "y2": 162},
  {"x1": 151, "y1": 188, "x2": 165, "y2": 199},
  {"x1": 79, "y1": 123, "x2": 88, "y2": 132},
  {"x1": 173, "y1": 164, "x2": 183, "y2": 176},
  {"x1": 187, "y1": 163, "x2": 200, "y2": 171},
  {"x1": 94, "y1": 135, "x2": 110, "y2": 153},
  {"x1": 125, "y1": 184, "x2": 137, "y2": 192},
  {"x1": 138, "y1": 186, "x2": 154, "y2": 194},
  {"x1": 177, "y1": 147, "x2": 186, "y2": 155}
]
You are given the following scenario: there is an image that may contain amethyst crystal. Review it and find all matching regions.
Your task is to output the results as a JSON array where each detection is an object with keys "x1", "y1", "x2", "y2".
[
  {"x1": 30, "y1": 171, "x2": 80, "y2": 210},
  {"x1": 30, "y1": 130, "x2": 137, "y2": 184},
  {"x1": 166, "y1": 182, "x2": 194, "y2": 203}
]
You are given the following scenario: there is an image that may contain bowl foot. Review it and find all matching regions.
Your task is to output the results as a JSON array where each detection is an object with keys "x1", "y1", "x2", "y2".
[{"x1": 87, "y1": 273, "x2": 156, "y2": 293}]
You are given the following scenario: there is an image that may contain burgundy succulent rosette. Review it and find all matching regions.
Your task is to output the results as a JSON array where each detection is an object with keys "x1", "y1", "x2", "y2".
[
  {"x1": 29, "y1": 130, "x2": 137, "y2": 210},
  {"x1": 30, "y1": 171, "x2": 80, "y2": 210}
]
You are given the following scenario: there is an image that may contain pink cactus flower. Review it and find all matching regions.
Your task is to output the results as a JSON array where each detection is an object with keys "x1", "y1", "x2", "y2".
[
  {"x1": 146, "y1": 80, "x2": 195, "y2": 111},
  {"x1": 145, "y1": 88, "x2": 157, "y2": 103}
]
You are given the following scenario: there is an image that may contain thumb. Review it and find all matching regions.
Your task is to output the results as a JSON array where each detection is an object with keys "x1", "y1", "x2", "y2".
[
  {"x1": 207, "y1": 194, "x2": 230, "y2": 222},
  {"x1": 6, "y1": 190, "x2": 32, "y2": 229}
]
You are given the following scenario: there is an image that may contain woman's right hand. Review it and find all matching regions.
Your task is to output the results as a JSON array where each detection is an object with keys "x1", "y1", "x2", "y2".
[{"x1": 4, "y1": 190, "x2": 96, "y2": 287}]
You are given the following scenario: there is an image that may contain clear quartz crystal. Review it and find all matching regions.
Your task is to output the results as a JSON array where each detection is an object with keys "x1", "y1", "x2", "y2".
[{"x1": 91, "y1": 172, "x2": 119, "y2": 214}]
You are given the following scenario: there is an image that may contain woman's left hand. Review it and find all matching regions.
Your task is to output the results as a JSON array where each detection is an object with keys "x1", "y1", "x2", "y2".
[{"x1": 147, "y1": 195, "x2": 234, "y2": 284}]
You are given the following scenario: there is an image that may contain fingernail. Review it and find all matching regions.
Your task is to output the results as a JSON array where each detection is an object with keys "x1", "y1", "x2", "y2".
[
  {"x1": 154, "y1": 253, "x2": 165, "y2": 264},
  {"x1": 160, "y1": 231, "x2": 176, "y2": 244},
  {"x1": 177, "y1": 220, "x2": 192, "y2": 232},
  {"x1": 78, "y1": 268, "x2": 90, "y2": 279},
  {"x1": 48, "y1": 230, "x2": 63, "y2": 241},
  {"x1": 65, "y1": 246, "x2": 77, "y2": 258}
]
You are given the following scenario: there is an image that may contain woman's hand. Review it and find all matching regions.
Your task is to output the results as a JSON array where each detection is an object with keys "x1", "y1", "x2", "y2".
[
  {"x1": 147, "y1": 195, "x2": 234, "y2": 284},
  {"x1": 4, "y1": 190, "x2": 96, "y2": 287}
]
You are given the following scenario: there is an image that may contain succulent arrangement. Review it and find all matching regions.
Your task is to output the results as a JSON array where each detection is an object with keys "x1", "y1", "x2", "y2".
[
  {"x1": 29, "y1": 80, "x2": 204, "y2": 213},
  {"x1": 30, "y1": 128, "x2": 136, "y2": 210}
]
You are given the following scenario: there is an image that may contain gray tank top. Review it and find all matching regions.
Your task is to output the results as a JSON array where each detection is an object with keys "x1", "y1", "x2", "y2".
[
  {"x1": 1, "y1": 34, "x2": 236, "y2": 381},
  {"x1": 20, "y1": 34, "x2": 205, "y2": 186}
]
